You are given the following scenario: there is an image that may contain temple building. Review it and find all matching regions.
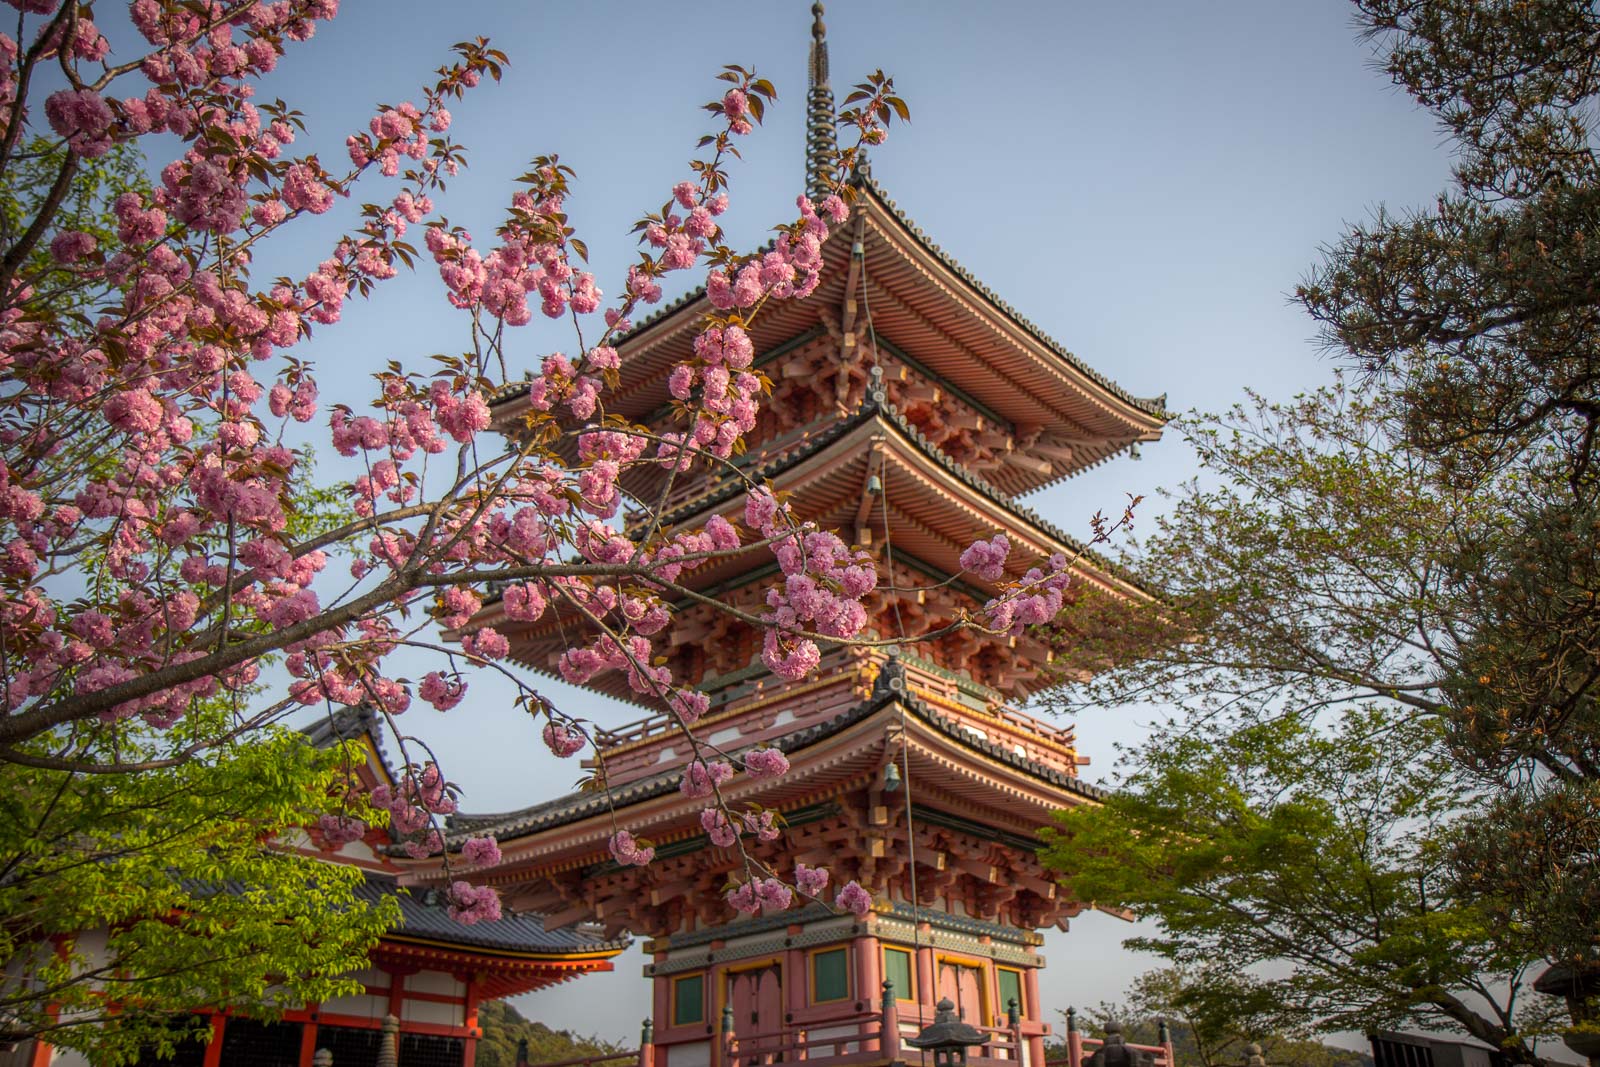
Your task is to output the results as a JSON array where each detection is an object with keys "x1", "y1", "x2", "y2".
[
  {"x1": 8, "y1": 708, "x2": 627, "y2": 1067},
  {"x1": 411, "y1": 7, "x2": 1168, "y2": 1067}
]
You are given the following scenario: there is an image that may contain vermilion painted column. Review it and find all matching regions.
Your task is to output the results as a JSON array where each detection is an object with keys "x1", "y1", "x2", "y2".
[
  {"x1": 463, "y1": 976, "x2": 480, "y2": 1067},
  {"x1": 854, "y1": 934, "x2": 882, "y2": 1049},
  {"x1": 297, "y1": 1007, "x2": 319, "y2": 1067},
  {"x1": 652, "y1": 958, "x2": 670, "y2": 1033},
  {"x1": 914, "y1": 927, "x2": 935, "y2": 1024},
  {"x1": 26, "y1": 1031, "x2": 52, "y2": 1067},
  {"x1": 784, "y1": 941, "x2": 806, "y2": 1018},
  {"x1": 201, "y1": 1014, "x2": 226, "y2": 1067},
  {"x1": 1025, "y1": 968, "x2": 1046, "y2": 1066},
  {"x1": 386, "y1": 968, "x2": 406, "y2": 1019},
  {"x1": 855, "y1": 934, "x2": 881, "y2": 1006}
]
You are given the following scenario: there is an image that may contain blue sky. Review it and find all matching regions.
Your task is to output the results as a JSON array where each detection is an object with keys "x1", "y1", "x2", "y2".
[{"x1": 117, "y1": 0, "x2": 1455, "y2": 1042}]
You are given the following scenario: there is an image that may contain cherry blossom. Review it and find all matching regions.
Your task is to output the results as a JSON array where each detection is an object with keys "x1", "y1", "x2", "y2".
[
  {"x1": 0, "y1": 0, "x2": 935, "y2": 926},
  {"x1": 795, "y1": 863, "x2": 830, "y2": 898},
  {"x1": 743, "y1": 747, "x2": 790, "y2": 779},
  {"x1": 461, "y1": 835, "x2": 502, "y2": 867},
  {"x1": 836, "y1": 880, "x2": 873, "y2": 918}
]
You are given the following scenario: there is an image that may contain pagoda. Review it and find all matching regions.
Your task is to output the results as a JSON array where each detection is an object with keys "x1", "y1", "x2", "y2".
[{"x1": 414, "y1": 7, "x2": 1166, "y2": 1067}]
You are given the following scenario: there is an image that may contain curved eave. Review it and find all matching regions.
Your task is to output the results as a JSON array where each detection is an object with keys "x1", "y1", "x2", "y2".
[
  {"x1": 489, "y1": 176, "x2": 1167, "y2": 497},
  {"x1": 427, "y1": 680, "x2": 1103, "y2": 867},
  {"x1": 646, "y1": 399, "x2": 1150, "y2": 601},
  {"x1": 479, "y1": 394, "x2": 1150, "y2": 705},
  {"x1": 854, "y1": 175, "x2": 1167, "y2": 425},
  {"x1": 379, "y1": 934, "x2": 624, "y2": 965},
  {"x1": 371, "y1": 938, "x2": 619, "y2": 1000}
]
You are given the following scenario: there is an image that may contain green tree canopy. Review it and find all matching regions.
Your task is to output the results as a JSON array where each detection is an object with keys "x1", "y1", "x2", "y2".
[
  {"x1": 1041, "y1": 708, "x2": 1562, "y2": 1064},
  {"x1": 0, "y1": 723, "x2": 395, "y2": 1063}
]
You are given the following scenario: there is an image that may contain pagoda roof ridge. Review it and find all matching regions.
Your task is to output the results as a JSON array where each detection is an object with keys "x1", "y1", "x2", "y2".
[
  {"x1": 852, "y1": 173, "x2": 1167, "y2": 418},
  {"x1": 488, "y1": 176, "x2": 1168, "y2": 426},
  {"x1": 358, "y1": 871, "x2": 631, "y2": 955},
  {"x1": 639, "y1": 386, "x2": 1143, "y2": 594},
  {"x1": 438, "y1": 663, "x2": 1105, "y2": 847}
]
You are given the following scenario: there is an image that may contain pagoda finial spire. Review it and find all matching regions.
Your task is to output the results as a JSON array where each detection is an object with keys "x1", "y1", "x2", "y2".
[{"x1": 805, "y1": 2, "x2": 836, "y2": 200}]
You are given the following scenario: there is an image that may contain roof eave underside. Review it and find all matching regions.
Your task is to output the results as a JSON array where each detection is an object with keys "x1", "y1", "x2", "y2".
[
  {"x1": 435, "y1": 686, "x2": 1105, "y2": 850},
  {"x1": 489, "y1": 177, "x2": 1167, "y2": 453}
]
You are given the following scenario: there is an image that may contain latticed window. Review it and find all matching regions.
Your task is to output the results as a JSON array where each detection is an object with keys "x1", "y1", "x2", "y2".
[
  {"x1": 315, "y1": 1024, "x2": 382, "y2": 1067},
  {"x1": 399, "y1": 1032, "x2": 465, "y2": 1067},
  {"x1": 218, "y1": 1019, "x2": 302, "y2": 1067}
]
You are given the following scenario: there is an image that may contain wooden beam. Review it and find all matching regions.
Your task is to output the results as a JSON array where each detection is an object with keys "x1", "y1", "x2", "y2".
[
  {"x1": 1001, "y1": 452, "x2": 1053, "y2": 476},
  {"x1": 542, "y1": 904, "x2": 593, "y2": 931}
]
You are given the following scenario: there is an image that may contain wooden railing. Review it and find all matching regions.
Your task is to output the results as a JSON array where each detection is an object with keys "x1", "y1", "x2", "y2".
[
  {"x1": 620, "y1": 997, "x2": 1169, "y2": 1067},
  {"x1": 1043, "y1": 1012, "x2": 1177, "y2": 1067},
  {"x1": 718, "y1": 984, "x2": 1037, "y2": 1067},
  {"x1": 589, "y1": 647, "x2": 1077, "y2": 758}
]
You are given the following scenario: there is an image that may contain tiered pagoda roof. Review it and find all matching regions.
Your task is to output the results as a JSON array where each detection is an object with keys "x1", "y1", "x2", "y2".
[
  {"x1": 448, "y1": 1, "x2": 1167, "y2": 947},
  {"x1": 484, "y1": 169, "x2": 1166, "y2": 712},
  {"x1": 407, "y1": 656, "x2": 1098, "y2": 939}
]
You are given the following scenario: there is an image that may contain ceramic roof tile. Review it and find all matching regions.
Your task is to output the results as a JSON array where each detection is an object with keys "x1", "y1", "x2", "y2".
[
  {"x1": 356, "y1": 872, "x2": 630, "y2": 954},
  {"x1": 444, "y1": 663, "x2": 1102, "y2": 845}
]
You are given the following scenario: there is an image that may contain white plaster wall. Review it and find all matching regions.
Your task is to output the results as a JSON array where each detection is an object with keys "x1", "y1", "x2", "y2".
[
  {"x1": 805, "y1": 1025, "x2": 860, "y2": 1056},
  {"x1": 407, "y1": 969, "x2": 464, "y2": 997},
  {"x1": 401, "y1": 998, "x2": 463, "y2": 1027},
  {"x1": 321, "y1": 992, "x2": 388, "y2": 1019}
]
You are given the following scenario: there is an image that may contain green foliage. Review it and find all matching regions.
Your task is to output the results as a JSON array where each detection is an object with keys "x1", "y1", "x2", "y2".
[
  {"x1": 1301, "y1": 0, "x2": 1600, "y2": 481},
  {"x1": 475, "y1": 999, "x2": 632, "y2": 1067},
  {"x1": 1039, "y1": 1, "x2": 1600, "y2": 1052},
  {"x1": 0, "y1": 136, "x2": 151, "y2": 316},
  {"x1": 0, "y1": 724, "x2": 395, "y2": 1063},
  {"x1": 1293, "y1": 4, "x2": 1600, "y2": 975},
  {"x1": 1041, "y1": 708, "x2": 1562, "y2": 1063}
]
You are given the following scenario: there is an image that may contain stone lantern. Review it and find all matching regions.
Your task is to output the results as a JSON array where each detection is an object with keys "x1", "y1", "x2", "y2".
[
  {"x1": 1535, "y1": 962, "x2": 1600, "y2": 1064},
  {"x1": 905, "y1": 998, "x2": 991, "y2": 1067}
]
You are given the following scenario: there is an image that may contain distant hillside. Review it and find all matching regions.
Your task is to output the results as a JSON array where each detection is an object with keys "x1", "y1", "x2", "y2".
[{"x1": 476, "y1": 1000, "x2": 634, "y2": 1067}]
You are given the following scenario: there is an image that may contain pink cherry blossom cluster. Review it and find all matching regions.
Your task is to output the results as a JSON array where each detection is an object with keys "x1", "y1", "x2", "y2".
[
  {"x1": 680, "y1": 758, "x2": 734, "y2": 799},
  {"x1": 447, "y1": 880, "x2": 502, "y2": 925},
  {"x1": 0, "y1": 6, "x2": 493, "y2": 732},
  {"x1": 317, "y1": 813, "x2": 367, "y2": 847},
  {"x1": 741, "y1": 488, "x2": 877, "y2": 682},
  {"x1": 542, "y1": 720, "x2": 586, "y2": 758},
  {"x1": 370, "y1": 763, "x2": 455, "y2": 857},
  {"x1": 794, "y1": 863, "x2": 829, "y2": 897},
  {"x1": 727, "y1": 872, "x2": 869, "y2": 918},
  {"x1": 460, "y1": 835, "x2": 502, "y2": 867},
  {"x1": 982, "y1": 551, "x2": 1077, "y2": 635},
  {"x1": 742, "y1": 747, "x2": 789, "y2": 779},
  {"x1": 727, "y1": 876, "x2": 793, "y2": 915},
  {"x1": 701, "y1": 807, "x2": 738, "y2": 847},
  {"x1": 836, "y1": 879, "x2": 873, "y2": 917},
  {"x1": 0, "y1": 1, "x2": 912, "y2": 928},
  {"x1": 959, "y1": 533, "x2": 1011, "y2": 582},
  {"x1": 609, "y1": 830, "x2": 655, "y2": 867}
]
